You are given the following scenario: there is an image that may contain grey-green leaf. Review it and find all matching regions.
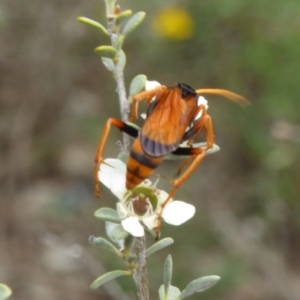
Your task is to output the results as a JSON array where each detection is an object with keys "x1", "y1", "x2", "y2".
[
  {"x1": 101, "y1": 57, "x2": 115, "y2": 72},
  {"x1": 117, "y1": 152, "x2": 129, "y2": 164},
  {"x1": 116, "y1": 9, "x2": 133, "y2": 26},
  {"x1": 94, "y1": 46, "x2": 117, "y2": 59},
  {"x1": 146, "y1": 238, "x2": 174, "y2": 257},
  {"x1": 121, "y1": 12, "x2": 146, "y2": 36},
  {"x1": 94, "y1": 207, "x2": 121, "y2": 223},
  {"x1": 89, "y1": 236, "x2": 122, "y2": 257},
  {"x1": 0, "y1": 284, "x2": 12, "y2": 300},
  {"x1": 115, "y1": 34, "x2": 125, "y2": 50},
  {"x1": 118, "y1": 49, "x2": 126, "y2": 70},
  {"x1": 129, "y1": 74, "x2": 147, "y2": 99},
  {"x1": 164, "y1": 255, "x2": 173, "y2": 295},
  {"x1": 109, "y1": 223, "x2": 129, "y2": 242},
  {"x1": 105, "y1": 222, "x2": 125, "y2": 246},
  {"x1": 125, "y1": 122, "x2": 141, "y2": 131},
  {"x1": 180, "y1": 275, "x2": 221, "y2": 299},
  {"x1": 159, "y1": 284, "x2": 181, "y2": 300},
  {"x1": 90, "y1": 270, "x2": 131, "y2": 289},
  {"x1": 77, "y1": 17, "x2": 109, "y2": 36}
]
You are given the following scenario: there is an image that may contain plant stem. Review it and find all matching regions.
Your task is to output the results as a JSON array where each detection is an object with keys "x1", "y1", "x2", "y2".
[
  {"x1": 132, "y1": 236, "x2": 150, "y2": 300},
  {"x1": 105, "y1": 3, "x2": 149, "y2": 299},
  {"x1": 106, "y1": 14, "x2": 131, "y2": 151}
]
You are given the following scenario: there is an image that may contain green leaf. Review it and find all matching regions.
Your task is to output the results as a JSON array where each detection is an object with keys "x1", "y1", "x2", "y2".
[
  {"x1": 115, "y1": 34, "x2": 125, "y2": 50},
  {"x1": 90, "y1": 270, "x2": 131, "y2": 289},
  {"x1": 107, "y1": 223, "x2": 129, "y2": 242},
  {"x1": 77, "y1": 17, "x2": 109, "y2": 36},
  {"x1": 158, "y1": 284, "x2": 181, "y2": 300},
  {"x1": 89, "y1": 236, "x2": 122, "y2": 257},
  {"x1": 0, "y1": 284, "x2": 12, "y2": 300},
  {"x1": 207, "y1": 144, "x2": 220, "y2": 154},
  {"x1": 123, "y1": 235, "x2": 136, "y2": 258},
  {"x1": 101, "y1": 57, "x2": 115, "y2": 72},
  {"x1": 116, "y1": 9, "x2": 133, "y2": 26},
  {"x1": 164, "y1": 255, "x2": 173, "y2": 295},
  {"x1": 94, "y1": 46, "x2": 117, "y2": 59},
  {"x1": 125, "y1": 122, "x2": 141, "y2": 131},
  {"x1": 146, "y1": 238, "x2": 174, "y2": 257},
  {"x1": 94, "y1": 207, "x2": 121, "y2": 223},
  {"x1": 121, "y1": 12, "x2": 146, "y2": 36},
  {"x1": 118, "y1": 49, "x2": 126, "y2": 70},
  {"x1": 117, "y1": 151, "x2": 129, "y2": 164},
  {"x1": 129, "y1": 74, "x2": 147, "y2": 99},
  {"x1": 180, "y1": 275, "x2": 220, "y2": 299}
]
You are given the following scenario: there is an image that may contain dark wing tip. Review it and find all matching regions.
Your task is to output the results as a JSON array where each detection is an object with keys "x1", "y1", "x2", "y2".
[{"x1": 141, "y1": 135, "x2": 178, "y2": 157}]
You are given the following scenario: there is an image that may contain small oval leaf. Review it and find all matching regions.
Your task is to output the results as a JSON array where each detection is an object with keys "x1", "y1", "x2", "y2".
[
  {"x1": 101, "y1": 57, "x2": 115, "y2": 72},
  {"x1": 158, "y1": 284, "x2": 181, "y2": 300},
  {"x1": 129, "y1": 74, "x2": 147, "y2": 98},
  {"x1": 164, "y1": 255, "x2": 173, "y2": 295},
  {"x1": 0, "y1": 284, "x2": 12, "y2": 300},
  {"x1": 94, "y1": 207, "x2": 121, "y2": 223},
  {"x1": 115, "y1": 34, "x2": 125, "y2": 50},
  {"x1": 118, "y1": 49, "x2": 126, "y2": 70},
  {"x1": 121, "y1": 12, "x2": 146, "y2": 36},
  {"x1": 125, "y1": 121, "x2": 141, "y2": 131},
  {"x1": 109, "y1": 223, "x2": 129, "y2": 242},
  {"x1": 105, "y1": 222, "x2": 125, "y2": 247},
  {"x1": 89, "y1": 236, "x2": 122, "y2": 257},
  {"x1": 94, "y1": 46, "x2": 117, "y2": 59},
  {"x1": 77, "y1": 17, "x2": 109, "y2": 36},
  {"x1": 90, "y1": 270, "x2": 131, "y2": 289},
  {"x1": 146, "y1": 237, "x2": 174, "y2": 257},
  {"x1": 116, "y1": 9, "x2": 133, "y2": 26},
  {"x1": 117, "y1": 152, "x2": 129, "y2": 164},
  {"x1": 180, "y1": 275, "x2": 221, "y2": 299}
]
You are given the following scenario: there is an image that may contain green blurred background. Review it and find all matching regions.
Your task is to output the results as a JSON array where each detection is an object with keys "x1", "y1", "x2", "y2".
[{"x1": 1, "y1": 0, "x2": 300, "y2": 299}]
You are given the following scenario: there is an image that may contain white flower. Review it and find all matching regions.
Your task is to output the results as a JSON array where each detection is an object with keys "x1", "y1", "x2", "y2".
[
  {"x1": 195, "y1": 96, "x2": 208, "y2": 120},
  {"x1": 99, "y1": 158, "x2": 195, "y2": 237},
  {"x1": 145, "y1": 80, "x2": 161, "y2": 91}
]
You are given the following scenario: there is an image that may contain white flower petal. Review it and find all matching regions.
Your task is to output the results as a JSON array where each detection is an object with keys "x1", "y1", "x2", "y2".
[
  {"x1": 99, "y1": 159, "x2": 127, "y2": 199},
  {"x1": 162, "y1": 201, "x2": 195, "y2": 226},
  {"x1": 194, "y1": 110, "x2": 203, "y2": 121},
  {"x1": 143, "y1": 215, "x2": 158, "y2": 230},
  {"x1": 116, "y1": 202, "x2": 128, "y2": 218},
  {"x1": 197, "y1": 96, "x2": 208, "y2": 109},
  {"x1": 145, "y1": 80, "x2": 161, "y2": 91},
  {"x1": 157, "y1": 190, "x2": 169, "y2": 202},
  {"x1": 121, "y1": 217, "x2": 144, "y2": 237}
]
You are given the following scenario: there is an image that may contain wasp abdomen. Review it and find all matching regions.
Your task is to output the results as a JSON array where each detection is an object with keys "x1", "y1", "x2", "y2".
[{"x1": 126, "y1": 139, "x2": 164, "y2": 190}]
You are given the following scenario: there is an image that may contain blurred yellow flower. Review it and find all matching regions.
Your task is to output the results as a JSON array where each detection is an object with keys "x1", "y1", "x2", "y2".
[{"x1": 152, "y1": 6, "x2": 194, "y2": 40}]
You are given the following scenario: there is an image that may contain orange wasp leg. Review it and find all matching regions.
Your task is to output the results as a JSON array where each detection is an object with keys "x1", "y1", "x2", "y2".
[
  {"x1": 129, "y1": 85, "x2": 168, "y2": 121},
  {"x1": 155, "y1": 111, "x2": 214, "y2": 237},
  {"x1": 155, "y1": 147, "x2": 207, "y2": 238},
  {"x1": 94, "y1": 118, "x2": 138, "y2": 197},
  {"x1": 181, "y1": 104, "x2": 214, "y2": 147}
]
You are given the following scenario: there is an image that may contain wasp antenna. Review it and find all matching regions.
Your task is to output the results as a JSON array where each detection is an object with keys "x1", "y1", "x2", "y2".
[{"x1": 196, "y1": 88, "x2": 250, "y2": 107}]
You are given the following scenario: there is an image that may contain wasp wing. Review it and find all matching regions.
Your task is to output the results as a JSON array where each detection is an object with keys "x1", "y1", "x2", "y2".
[{"x1": 141, "y1": 86, "x2": 190, "y2": 157}]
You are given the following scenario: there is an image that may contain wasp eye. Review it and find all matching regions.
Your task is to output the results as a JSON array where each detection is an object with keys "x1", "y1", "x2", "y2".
[{"x1": 178, "y1": 83, "x2": 197, "y2": 98}]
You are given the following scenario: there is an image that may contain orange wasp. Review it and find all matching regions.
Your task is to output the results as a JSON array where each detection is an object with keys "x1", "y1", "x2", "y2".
[{"x1": 95, "y1": 83, "x2": 248, "y2": 231}]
